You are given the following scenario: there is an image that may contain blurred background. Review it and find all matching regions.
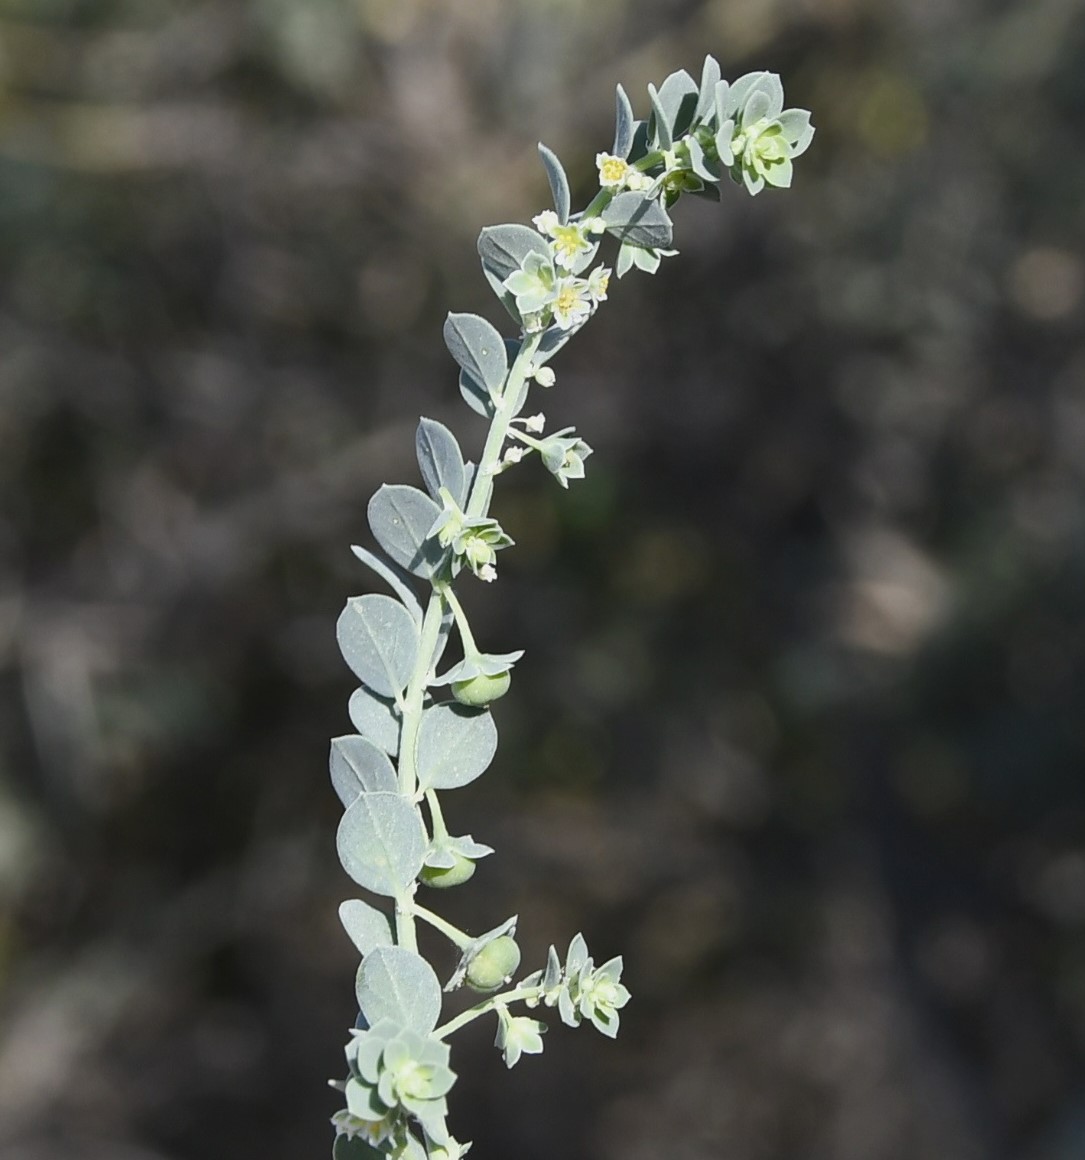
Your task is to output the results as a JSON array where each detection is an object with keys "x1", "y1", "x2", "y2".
[{"x1": 1, "y1": 1, "x2": 1084, "y2": 1157}]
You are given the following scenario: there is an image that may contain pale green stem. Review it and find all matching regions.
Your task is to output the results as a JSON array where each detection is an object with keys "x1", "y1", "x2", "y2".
[
  {"x1": 433, "y1": 986, "x2": 542, "y2": 1040},
  {"x1": 411, "y1": 902, "x2": 472, "y2": 949},
  {"x1": 465, "y1": 331, "x2": 544, "y2": 519},
  {"x1": 442, "y1": 586, "x2": 478, "y2": 657},
  {"x1": 426, "y1": 788, "x2": 449, "y2": 841}
]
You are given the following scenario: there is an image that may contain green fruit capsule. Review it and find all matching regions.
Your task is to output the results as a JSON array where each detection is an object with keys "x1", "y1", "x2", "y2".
[
  {"x1": 419, "y1": 852, "x2": 476, "y2": 889},
  {"x1": 452, "y1": 670, "x2": 511, "y2": 708},
  {"x1": 465, "y1": 935, "x2": 521, "y2": 993}
]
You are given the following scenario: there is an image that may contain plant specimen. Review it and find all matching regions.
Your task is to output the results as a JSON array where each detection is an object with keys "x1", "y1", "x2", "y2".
[{"x1": 328, "y1": 59, "x2": 813, "y2": 1160}]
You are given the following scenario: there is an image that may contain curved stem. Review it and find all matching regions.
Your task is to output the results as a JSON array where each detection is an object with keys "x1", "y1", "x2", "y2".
[
  {"x1": 442, "y1": 586, "x2": 478, "y2": 657},
  {"x1": 411, "y1": 902, "x2": 473, "y2": 949},
  {"x1": 433, "y1": 986, "x2": 542, "y2": 1040},
  {"x1": 466, "y1": 331, "x2": 544, "y2": 519},
  {"x1": 426, "y1": 788, "x2": 449, "y2": 841}
]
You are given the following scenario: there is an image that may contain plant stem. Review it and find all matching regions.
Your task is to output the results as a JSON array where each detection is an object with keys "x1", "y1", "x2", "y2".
[
  {"x1": 466, "y1": 331, "x2": 544, "y2": 519},
  {"x1": 411, "y1": 902, "x2": 473, "y2": 949},
  {"x1": 442, "y1": 586, "x2": 478, "y2": 656},
  {"x1": 432, "y1": 986, "x2": 542, "y2": 1040}
]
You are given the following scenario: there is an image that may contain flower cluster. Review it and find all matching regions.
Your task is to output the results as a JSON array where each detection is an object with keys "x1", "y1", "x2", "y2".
[
  {"x1": 429, "y1": 488, "x2": 513, "y2": 582},
  {"x1": 522, "y1": 933, "x2": 631, "y2": 1039},
  {"x1": 344, "y1": 1021, "x2": 455, "y2": 1148}
]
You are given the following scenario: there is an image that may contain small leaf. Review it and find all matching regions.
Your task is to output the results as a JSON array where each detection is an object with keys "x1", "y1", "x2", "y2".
[
  {"x1": 459, "y1": 368, "x2": 495, "y2": 418},
  {"x1": 355, "y1": 945, "x2": 443, "y2": 1036},
  {"x1": 646, "y1": 83, "x2": 672, "y2": 150},
  {"x1": 537, "y1": 143, "x2": 570, "y2": 224},
  {"x1": 339, "y1": 899, "x2": 394, "y2": 957},
  {"x1": 477, "y1": 223, "x2": 550, "y2": 281},
  {"x1": 337, "y1": 594, "x2": 419, "y2": 699},
  {"x1": 337, "y1": 790, "x2": 427, "y2": 897},
  {"x1": 613, "y1": 83, "x2": 635, "y2": 159},
  {"x1": 602, "y1": 192, "x2": 673, "y2": 249},
  {"x1": 416, "y1": 418, "x2": 467, "y2": 508},
  {"x1": 348, "y1": 687, "x2": 401, "y2": 757},
  {"x1": 416, "y1": 702, "x2": 498, "y2": 791},
  {"x1": 330, "y1": 735, "x2": 398, "y2": 807},
  {"x1": 695, "y1": 55, "x2": 721, "y2": 124},
  {"x1": 443, "y1": 312, "x2": 508, "y2": 400},
  {"x1": 349, "y1": 545, "x2": 423, "y2": 625},
  {"x1": 654, "y1": 69, "x2": 699, "y2": 139},
  {"x1": 367, "y1": 484, "x2": 444, "y2": 579}
]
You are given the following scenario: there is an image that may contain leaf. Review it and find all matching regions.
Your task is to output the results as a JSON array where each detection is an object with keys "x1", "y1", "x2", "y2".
[
  {"x1": 459, "y1": 367, "x2": 496, "y2": 418},
  {"x1": 443, "y1": 312, "x2": 508, "y2": 400},
  {"x1": 339, "y1": 899, "x2": 394, "y2": 957},
  {"x1": 654, "y1": 69, "x2": 699, "y2": 139},
  {"x1": 367, "y1": 484, "x2": 444, "y2": 579},
  {"x1": 477, "y1": 223, "x2": 550, "y2": 281},
  {"x1": 348, "y1": 687, "x2": 401, "y2": 757},
  {"x1": 337, "y1": 593, "x2": 419, "y2": 698},
  {"x1": 646, "y1": 82, "x2": 672, "y2": 150},
  {"x1": 416, "y1": 702, "x2": 498, "y2": 791},
  {"x1": 601, "y1": 192, "x2": 673, "y2": 249},
  {"x1": 416, "y1": 418, "x2": 467, "y2": 507},
  {"x1": 695, "y1": 55, "x2": 721, "y2": 124},
  {"x1": 349, "y1": 545, "x2": 423, "y2": 625},
  {"x1": 537, "y1": 142, "x2": 570, "y2": 224},
  {"x1": 337, "y1": 791, "x2": 427, "y2": 897},
  {"x1": 330, "y1": 735, "x2": 398, "y2": 807},
  {"x1": 613, "y1": 83, "x2": 635, "y2": 159},
  {"x1": 355, "y1": 945, "x2": 443, "y2": 1036}
]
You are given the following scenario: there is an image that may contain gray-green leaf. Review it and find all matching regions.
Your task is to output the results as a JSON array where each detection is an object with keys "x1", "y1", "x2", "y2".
[
  {"x1": 416, "y1": 702, "x2": 498, "y2": 791},
  {"x1": 537, "y1": 142, "x2": 570, "y2": 224},
  {"x1": 337, "y1": 593, "x2": 419, "y2": 699},
  {"x1": 613, "y1": 83, "x2": 635, "y2": 159},
  {"x1": 601, "y1": 192, "x2": 673, "y2": 249},
  {"x1": 330, "y1": 735, "x2": 398, "y2": 807},
  {"x1": 348, "y1": 545, "x2": 423, "y2": 626},
  {"x1": 654, "y1": 69, "x2": 699, "y2": 140},
  {"x1": 367, "y1": 484, "x2": 444, "y2": 579},
  {"x1": 478, "y1": 223, "x2": 551, "y2": 282},
  {"x1": 337, "y1": 791, "x2": 427, "y2": 897},
  {"x1": 443, "y1": 312, "x2": 508, "y2": 400},
  {"x1": 338, "y1": 898, "x2": 394, "y2": 957},
  {"x1": 416, "y1": 418, "x2": 467, "y2": 508},
  {"x1": 348, "y1": 687, "x2": 401, "y2": 757},
  {"x1": 355, "y1": 945, "x2": 443, "y2": 1036}
]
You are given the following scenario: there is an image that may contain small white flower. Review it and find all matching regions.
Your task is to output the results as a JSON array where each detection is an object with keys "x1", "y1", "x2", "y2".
[
  {"x1": 522, "y1": 412, "x2": 546, "y2": 432},
  {"x1": 596, "y1": 152, "x2": 631, "y2": 189},
  {"x1": 533, "y1": 367, "x2": 556, "y2": 388},
  {"x1": 532, "y1": 209, "x2": 561, "y2": 234},
  {"x1": 478, "y1": 563, "x2": 497, "y2": 583},
  {"x1": 625, "y1": 170, "x2": 653, "y2": 192},
  {"x1": 587, "y1": 266, "x2": 611, "y2": 304},
  {"x1": 550, "y1": 277, "x2": 593, "y2": 330},
  {"x1": 585, "y1": 216, "x2": 608, "y2": 234},
  {"x1": 533, "y1": 211, "x2": 595, "y2": 271},
  {"x1": 503, "y1": 446, "x2": 526, "y2": 464}
]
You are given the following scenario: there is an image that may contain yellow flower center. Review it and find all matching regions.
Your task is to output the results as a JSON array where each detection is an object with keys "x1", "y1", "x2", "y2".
[
  {"x1": 552, "y1": 224, "x2": 587, "y2": 259},
  {"x1": 600, "y1": 157, "x2": 628, "y2": 184},
  {"x1": 554, "y1": 286, "x2": 581, "y2": 313}
]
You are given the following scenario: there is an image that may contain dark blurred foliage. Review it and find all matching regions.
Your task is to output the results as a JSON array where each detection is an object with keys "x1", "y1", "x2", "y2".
[{"x1": 1, "y1": 1, "x2": 1084, "y2": 1158}]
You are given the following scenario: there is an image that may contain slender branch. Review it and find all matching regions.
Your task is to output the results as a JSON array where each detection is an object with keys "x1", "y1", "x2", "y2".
[
  {"x1": 432, "y1": 986, "x2": 542, "y2": 1040},
  {"x1": 411, "y1": 902, "x2": 472, "y2": 949}
]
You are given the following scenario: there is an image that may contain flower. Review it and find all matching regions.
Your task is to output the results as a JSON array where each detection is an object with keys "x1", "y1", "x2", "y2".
[
  {"x1": 555, "y1": 935, "x2": 631, "y2": 1039},
  {"x1": 596, "y1": 151, "x2": 631, "y2": 188},
  {"x1": 331, "y1": 1108, "x2": 394, "y2": 1147},
  {"x1": 345, "y1": 1020, "x2": 456, "y2": 1146},
  {"x1": 586, "y1": 266, "x2": 611, "y2": 304},
  {"x1": 539, "y1": 429, "x2": 593, "y2": 488},
  {"x1": 503, "y1": 250, "x2": 557, "y2": 318},
  {"x1": 550, "y1": 277, "x2": 593, "y2": 330},
  {"x1": 430, "y1": 489, "x2": 513, "y2": 582},
  {"x1": 714, "y1": 72, "x2": 814, "y2": 195},
  {"x1": 533, "y1": 209, "x2": 597, "y2": 272},
  {"x1": 494, "y1": 1006, "x2": 546, "y2": 1068}
]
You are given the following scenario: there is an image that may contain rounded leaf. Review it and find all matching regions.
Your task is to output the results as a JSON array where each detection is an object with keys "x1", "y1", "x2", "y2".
[
  {"x1": 339, "y1": 899, "x2": 394, "y2": 956},
  {"x1": 330, "y1": 735, "x2": 398, "y2": 808},
  {"x1": 356, "y1": 945, "x2": 443, "y2": 1036},
  {"x1": 367, "y1": 484, "x2": 445, "y2": 579},
  {"x1": 416, "y1": 703, "x2": 498, "y2": 791},
  {"x1": 337, "y1": 791, "x2": 426, "y2": 897},
  {"x1": 337, "y1": 594, "x2": 419, "y2": 699}
]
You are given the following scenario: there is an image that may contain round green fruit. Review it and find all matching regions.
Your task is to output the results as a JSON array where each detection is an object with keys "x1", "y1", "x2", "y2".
[
  {"x1": 419, "y1": 853, "x2": 476, "y2": 889},
  {"x1": 452, "y1": 670, "x2": 511, "y2": 708},
  {"x1": 465, "y1": 935, "x2": 521, "y2": 993}
]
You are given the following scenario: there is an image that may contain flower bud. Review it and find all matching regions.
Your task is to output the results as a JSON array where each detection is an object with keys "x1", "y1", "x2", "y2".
[
  {"x1": 465, "y1": 935, "x2": 521, "y2": 993},
  {"x1": 420, "y1": 852, "x2": 477, "y2": 889},
  {"x1": 452, "y1": 670, "x2": 511, "y2": 708}
]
